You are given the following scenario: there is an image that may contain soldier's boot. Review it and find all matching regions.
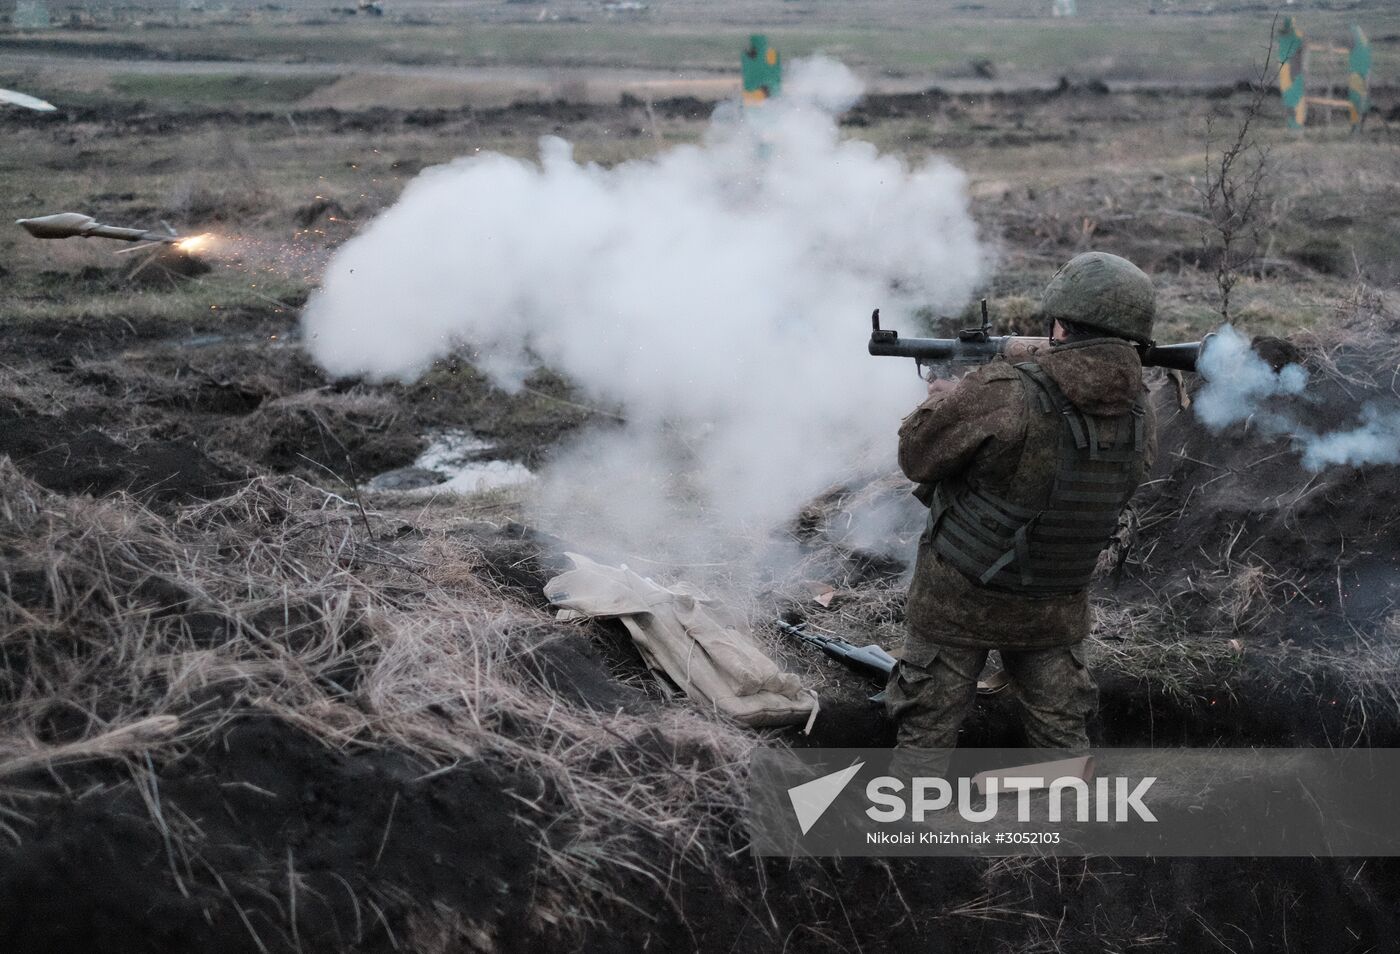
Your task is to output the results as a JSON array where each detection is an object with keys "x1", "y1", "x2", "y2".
[{"x1": 1001, "y1": 643, "x2": 1098, "y2": 756}]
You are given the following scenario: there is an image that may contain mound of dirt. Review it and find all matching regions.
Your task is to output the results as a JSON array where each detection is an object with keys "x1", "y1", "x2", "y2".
[
  {"x1": 214, "y1": 389, "x2": 422, "y2": 481},
  {"x1": 126, "y1": 247, "x2": 215, "y2": 287},
  {"x1": 0, "y1": 717, "x2": 540, "y2": 954},
  {"x1": 0, "y1": 397, "x2": 238, "y2": 503},
  {"x1": 0, "y1": 465, "x2": 749, "y2": 951},
  {"x1": 1136, "y1": 348, "x2": 1400, "y2": 643}
]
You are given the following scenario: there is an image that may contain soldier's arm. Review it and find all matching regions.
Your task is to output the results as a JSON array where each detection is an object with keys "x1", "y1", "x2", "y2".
[{"x1": 897, "y1": 364, "x2": 1024, "y2": 485}]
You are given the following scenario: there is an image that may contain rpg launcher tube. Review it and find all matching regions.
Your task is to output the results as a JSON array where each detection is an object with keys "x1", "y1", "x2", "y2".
[{"x1": 867, "y1": 308, "x2": 1203, "y2": 374}]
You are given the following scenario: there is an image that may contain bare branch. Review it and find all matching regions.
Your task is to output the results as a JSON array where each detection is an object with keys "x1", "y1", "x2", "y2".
[{"x1": 1198, "y1": 18, "x2": 1280, "y2": 324}]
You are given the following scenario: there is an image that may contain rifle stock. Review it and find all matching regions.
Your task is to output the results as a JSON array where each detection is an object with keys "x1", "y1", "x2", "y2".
[{"x1": 775, "y1": 619, "x2": 896, "y2": 679}]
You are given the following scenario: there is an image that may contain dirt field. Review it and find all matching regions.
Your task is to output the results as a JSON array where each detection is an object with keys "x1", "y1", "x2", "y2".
[{"x1": 3, "y1": 5, "x2": 1400, "y2": 953}]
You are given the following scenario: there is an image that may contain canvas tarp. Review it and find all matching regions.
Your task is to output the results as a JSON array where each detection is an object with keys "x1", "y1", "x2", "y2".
[{"x1": 544, "y1": 553, "x2": 816, "y2": 728}]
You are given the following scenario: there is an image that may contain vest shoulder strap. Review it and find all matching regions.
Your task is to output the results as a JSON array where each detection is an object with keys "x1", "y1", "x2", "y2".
[{"x1": 1015, "y1": 360, "x2": 1143, "y2": 454}]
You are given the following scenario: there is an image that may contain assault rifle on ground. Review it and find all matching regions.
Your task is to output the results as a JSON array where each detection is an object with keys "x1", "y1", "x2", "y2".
[
  {"x1": 776, "y1": 620, "x2": 1012, "y2": 702},
  {"x1": 867, "y1": 302, "x2": 1205, "y2": 374},
  {"x1": 775, "y1": 619, "x2": 896, "y2": 679}
]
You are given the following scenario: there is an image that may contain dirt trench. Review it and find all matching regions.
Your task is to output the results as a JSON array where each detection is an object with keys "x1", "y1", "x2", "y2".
[{"x1": 3, "y1": 297, "x2": 1400, "y2": 952}]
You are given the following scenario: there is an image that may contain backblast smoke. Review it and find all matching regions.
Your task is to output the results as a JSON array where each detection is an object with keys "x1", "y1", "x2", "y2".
[
  {"x1": 1195, "y1": 325, "x2": 1400, "y2": 470},
  {"x1": 302, "y1": 59, "x2": 985, "y2": 563}
]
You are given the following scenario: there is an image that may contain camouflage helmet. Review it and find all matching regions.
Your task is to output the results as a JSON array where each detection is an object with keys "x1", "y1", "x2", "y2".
[{"x1": 1040, "y1": 251, "x2": 1156, "y2": 344}]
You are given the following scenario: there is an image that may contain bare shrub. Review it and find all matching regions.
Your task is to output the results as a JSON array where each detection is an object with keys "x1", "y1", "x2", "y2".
[{"x1": 1197, "y1": 26, "x2": 1278, "y2": 324}]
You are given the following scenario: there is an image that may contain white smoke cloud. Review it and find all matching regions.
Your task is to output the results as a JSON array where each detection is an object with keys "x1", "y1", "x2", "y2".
[
  {"x1": 1195, "y1": 324, "x2": 1400, "y2": 471},
  {"x1": 302, "y1": 58, "x2": 986, "y2": 561},
  {"x1": 1299, "y1": 403, "x2": 1400, "y2": 469},
  {"x1": 1194, "y1": 325, "x2": 1307, "y2": 430}
]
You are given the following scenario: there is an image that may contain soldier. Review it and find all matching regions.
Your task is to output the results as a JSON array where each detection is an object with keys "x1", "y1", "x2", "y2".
[{"x1": 887, "y1": 251, "x2": 1158, "y2": 758}]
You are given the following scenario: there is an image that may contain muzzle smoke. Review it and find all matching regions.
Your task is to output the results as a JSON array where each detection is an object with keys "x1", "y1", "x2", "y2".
[
  {"x1": 302, "y1": 58, "x2": 986, "y2": 561},
  {"x1": 1196, "y1": 325, "x2": 1400, "y2": 470}
]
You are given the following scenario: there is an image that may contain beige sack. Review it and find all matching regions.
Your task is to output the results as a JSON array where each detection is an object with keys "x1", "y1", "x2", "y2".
[{"x1": 544, "y1": 553, "x2": 815, "y2": 728}]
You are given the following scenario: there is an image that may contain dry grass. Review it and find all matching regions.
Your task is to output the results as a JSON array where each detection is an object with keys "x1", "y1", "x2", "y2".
[
  {"x1": 1278, "y1": 636, "x2": 1400, "y2": 736},
  {"x1": 1296, "y1": 283, "x2": 1400, "y2": 393},
  {"x1": 1091, "y1": 579, "x2": 1400, "y2": 740},
  {"x1": 216, "y1": 388, "x2": 399, "y2": 451},
  {"x1": 0, "y1": 459, "x2": 756, "y2": 942},
  {"x1": 1090, "y1": 599, "x2": 1242, "y2": 702}
]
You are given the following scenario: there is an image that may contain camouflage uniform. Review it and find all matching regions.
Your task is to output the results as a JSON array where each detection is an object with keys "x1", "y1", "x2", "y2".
[{"x1": 887, "y1": 330, "x2": 1157, "y2": 756}]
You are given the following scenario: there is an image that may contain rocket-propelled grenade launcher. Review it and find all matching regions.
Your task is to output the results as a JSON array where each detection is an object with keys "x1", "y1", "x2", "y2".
[
  {"x1": 868, "y1": 302, "x2": 1203, "y2": 374},
  {"x1": 16, "y1": 212, "x2": 180, "y2": 245}
]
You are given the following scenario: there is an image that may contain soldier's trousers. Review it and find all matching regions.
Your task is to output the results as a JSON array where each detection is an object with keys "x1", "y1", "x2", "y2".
[{"x1": 885, "y1": 643, "x2": 1097, "y2": 754}]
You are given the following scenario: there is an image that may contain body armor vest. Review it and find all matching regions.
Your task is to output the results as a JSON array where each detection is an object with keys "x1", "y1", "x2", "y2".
[{"x1": 925, "y1": 361, "x2": 1146, "y2": 596}]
